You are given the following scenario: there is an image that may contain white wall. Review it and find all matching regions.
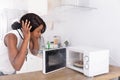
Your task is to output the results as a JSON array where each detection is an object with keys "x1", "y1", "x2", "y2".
[
  {"x1": 47, "y1": 0, "x2": 120, "y2": 66},
  {"x1": 0, "y1": 0, "x2": 47, "y2": 40},
  {"x1": 0, "y1": 0, "x2": 27, "y2": 10},
  {"x1": 0, "y1": 0, "x2": 47, "y2": 15},
  {"x1": 0, "y1": 0, "x2": 28, "y2": 40}
]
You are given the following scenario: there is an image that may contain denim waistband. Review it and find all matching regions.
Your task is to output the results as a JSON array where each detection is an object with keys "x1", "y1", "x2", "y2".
[
  {"x1": 0, "y1": 71, "x2": 5, "y2": 76},
  {"x1": 0, "y1": 71, "x2": 16, "y2": 76}
]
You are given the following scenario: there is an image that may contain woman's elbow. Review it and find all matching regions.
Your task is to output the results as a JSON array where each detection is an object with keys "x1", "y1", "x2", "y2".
[
  {"x1": 12, "y1": 64, "x2": 22, "y2": 71},
  {"x1": 15, "y1": 67, "x2": 21, "y2": 71}
]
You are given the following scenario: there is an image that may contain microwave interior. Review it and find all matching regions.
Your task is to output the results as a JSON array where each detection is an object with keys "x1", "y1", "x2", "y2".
[
  {"x1": 45, "y1": 48, "x2": 66, "y2": 73},
  {"x1": 68, "y1": 50, "x2": 84, "y2": 69}
]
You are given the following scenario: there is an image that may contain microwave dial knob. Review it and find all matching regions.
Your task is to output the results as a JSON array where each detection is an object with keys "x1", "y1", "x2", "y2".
[{"x1": 84, "y1": 56, "x2": 89, "y2": 62}]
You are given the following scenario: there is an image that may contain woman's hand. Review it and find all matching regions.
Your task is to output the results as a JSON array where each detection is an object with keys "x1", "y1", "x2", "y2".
[
  {"x1": 30, "y1": 37, "x2": 39, "y2": 55},
  {"x1": 21, "y1": 19, "x2": 32, "y2": 40}
]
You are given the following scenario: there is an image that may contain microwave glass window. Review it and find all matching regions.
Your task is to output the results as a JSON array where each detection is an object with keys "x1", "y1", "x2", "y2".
[{"x1": 45, "y1": 48, "x2": 66, "y2": 73}]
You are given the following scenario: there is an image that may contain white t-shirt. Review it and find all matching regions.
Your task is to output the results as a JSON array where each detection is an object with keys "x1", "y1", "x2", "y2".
[
  {"x1": 0, "y1": 29, "x2": 44, "y2": 74},
  {"x1": 0, "y1": 29, "x2": 23, "y2": 74}
]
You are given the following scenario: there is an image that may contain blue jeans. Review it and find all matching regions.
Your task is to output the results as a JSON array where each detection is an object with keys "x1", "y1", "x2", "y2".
[
  {"x1": 0, "y1": 71, "x2": 16, "y2": 76},
  {"x1": 0, "y1": 72, "x2": 5, "y2": 76}
]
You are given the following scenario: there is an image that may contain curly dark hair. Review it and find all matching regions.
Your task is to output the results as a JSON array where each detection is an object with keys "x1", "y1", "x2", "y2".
[{"x1": 11, "y1": 13, "x2": 46, "y2": 33}]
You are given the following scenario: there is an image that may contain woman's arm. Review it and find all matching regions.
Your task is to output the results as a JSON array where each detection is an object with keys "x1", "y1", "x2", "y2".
[
  {"x1": 4, "y1": 20, "x2": 31, "y2": 71},
  {"x1": 5, "y1": 33, "x2": 29, "y2": 71}
]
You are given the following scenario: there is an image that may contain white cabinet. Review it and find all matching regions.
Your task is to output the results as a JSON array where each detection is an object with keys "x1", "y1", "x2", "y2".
[
  {"x1": 48, "y1": 0, "x2": 61, "y2": 11},
  {"x1": 16, "y1": 53, "x2": 42, "y2": 74},
  {"x1": 27, "y1": 0, "x2": 47, "y2": 15},
  {"x1": 61, "y1": 0, "x2": 89, "y2": 6},
  {"x1": 48, "y1": 0, "x2": 96, "y2": 10}
]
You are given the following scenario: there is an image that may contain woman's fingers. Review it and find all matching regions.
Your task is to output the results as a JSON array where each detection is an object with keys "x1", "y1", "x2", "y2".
[
  {"x1": 24, "y1": 19, "x2": 28, "y2": 28},
  {"x1": 29, "y1": 26, "x2": 32, "y2": 31},
  {"x1": 22, "y1": 19, "x2": 31, "y2": 29},
  {"x1": 21, "y1": 19, "x2": 31, "y2": 40},
  {"x1": 22, "y1": 20, "x2": 25, "y2": 28},
  {"x1": 27, "y1": 21, "x2": 30, "y2": 28}
]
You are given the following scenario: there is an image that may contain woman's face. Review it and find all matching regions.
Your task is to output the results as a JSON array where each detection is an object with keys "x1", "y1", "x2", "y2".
[{"x1": 30, "y1": 25, "x2": 43, "y2": 39}]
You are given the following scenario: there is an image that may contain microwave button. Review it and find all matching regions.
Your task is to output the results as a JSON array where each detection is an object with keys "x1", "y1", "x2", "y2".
[{"x1": 85, "y1": 64, "x2": 89, "y2": 69}]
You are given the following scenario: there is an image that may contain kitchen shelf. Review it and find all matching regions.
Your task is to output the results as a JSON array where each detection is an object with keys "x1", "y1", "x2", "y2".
[{"x1": 60, "y1": 4, "x2": 97, "y2": 10}]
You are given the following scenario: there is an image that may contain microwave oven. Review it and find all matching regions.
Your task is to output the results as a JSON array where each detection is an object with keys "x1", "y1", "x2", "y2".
[
  {"x1": 66, "y1": 46, "x2": 109, "y2": 77},
  {"x1": 42, "y1": 46, "x2": 109, "y2": 77},
  {"x1": 42, "y1": 48, "x2": 66, "y2": 74}
]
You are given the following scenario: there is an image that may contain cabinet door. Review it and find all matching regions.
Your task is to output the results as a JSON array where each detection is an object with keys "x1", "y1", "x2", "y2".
[{"x1": 27, "y1": 0, "x2": 47, "y2": 15}]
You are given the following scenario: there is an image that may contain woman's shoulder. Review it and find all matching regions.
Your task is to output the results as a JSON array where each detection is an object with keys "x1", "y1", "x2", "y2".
[
  {"x1": 5, "y1": 29, "x2": 20, "y2": 36},
  {"x1": 4, "y1": 29, "x2": 19, "y2": 40}
]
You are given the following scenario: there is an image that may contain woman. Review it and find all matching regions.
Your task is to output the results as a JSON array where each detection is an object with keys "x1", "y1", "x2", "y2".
[{"x1": 0, "y1": 13, "x2": 46, "y2": 75}]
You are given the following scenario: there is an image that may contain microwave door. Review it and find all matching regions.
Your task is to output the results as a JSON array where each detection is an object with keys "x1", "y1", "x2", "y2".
[{"x1": 44, "y1": 48, "x2": 66, "y2": 73}]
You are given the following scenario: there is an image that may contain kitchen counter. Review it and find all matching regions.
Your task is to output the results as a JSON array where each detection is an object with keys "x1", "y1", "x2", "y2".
[{"x1": 0, "y1": 65, "x2": 120, "y2": 80}]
